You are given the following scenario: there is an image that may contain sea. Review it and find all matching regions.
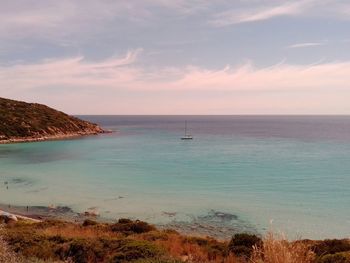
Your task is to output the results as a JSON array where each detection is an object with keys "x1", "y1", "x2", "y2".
[{"x1": 1, "y1": 116, "x2": 350, "y2": 239}]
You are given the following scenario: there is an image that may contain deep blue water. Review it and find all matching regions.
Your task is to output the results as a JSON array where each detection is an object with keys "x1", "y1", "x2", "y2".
[{"x1": 1, "y1": 116, "x2": 350, "y2": 239}]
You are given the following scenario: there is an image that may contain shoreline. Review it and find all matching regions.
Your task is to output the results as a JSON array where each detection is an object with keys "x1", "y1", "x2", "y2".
[
  {"x1": 2, "y1": 202, "x2": 350, "y2": 241},
  {"x1": 0, "y1": 204, "x2": 109, "y2": 224},
  {"x1": 0, "y1": 130, "x2": 112, "y2": 144},
  {"x1": 2, "y1": 205, "x2": 350, "y2": 263},
  {"x1": 0, "y1": 204, "x2": 350, "y2": 245},
  {"x1": 0, "y1": 209, "x2": 41, "y2": 223},
  {"x1": 0, "y1": 204, "x2": 254, "y2": 240}
]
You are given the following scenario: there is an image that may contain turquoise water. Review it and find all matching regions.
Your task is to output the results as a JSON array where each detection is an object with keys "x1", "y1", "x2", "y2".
[{"x1": 1, "y1": 116, "x2": 350, "y2": 239}]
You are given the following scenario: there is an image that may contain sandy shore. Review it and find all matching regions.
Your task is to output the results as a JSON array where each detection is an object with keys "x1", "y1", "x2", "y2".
[{"x1": 0, "y1": 203, "x2": 115, "y2": 224}]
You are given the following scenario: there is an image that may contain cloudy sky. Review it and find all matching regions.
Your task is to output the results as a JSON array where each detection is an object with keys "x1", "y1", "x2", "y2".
[{"x1": 1, "y1": 0, "x2": 350, "y2": 114}]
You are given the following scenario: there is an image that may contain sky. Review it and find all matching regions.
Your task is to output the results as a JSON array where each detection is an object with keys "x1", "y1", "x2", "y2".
[{"x1": 1, "y1": 0, "x2": 350, "y2": 114}]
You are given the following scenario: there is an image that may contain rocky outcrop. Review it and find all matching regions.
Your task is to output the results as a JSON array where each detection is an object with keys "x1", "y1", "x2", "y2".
[
  {"x1": 0, "y1": 211, "x2": 18, "y2": 224},
  {"x1": 0, "y1": 97, "x2": 104, "y2": 143}
]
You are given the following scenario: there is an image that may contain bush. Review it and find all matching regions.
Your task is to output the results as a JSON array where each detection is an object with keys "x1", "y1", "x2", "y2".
[
  {"x1": 111, "y1": 240, "x2": 163, "y2": 262},
  {"x1": 185, "y1": 236, "x2": 226, "y2": 260},
  {"x1": 228, "y1": 233, "x2": 262, "y2": 258},
  {"x1": 317, "y1": 252, "x2": 350, "y2": 263},
  {"x1": 118, "y1": 218, "x2": 133, "y2": 224},
  {"x1": 312, "y1": 239, "x2": 350, "y2": 256},
  {"x1": 4, "y1": 229, "x2": 63, "y2": 260},
  {"x1": 111, "y1": 220, "x2": 155, "y2": 234},
  {"x1": 82, "y1": 219, "x2": 98, "y2": 227},
  {"x1": 67, "y1": 238, "x2": 104, "y2": 262},
  {"x1": 133, "y1": 258, "x2": 183, "y2": 263}
]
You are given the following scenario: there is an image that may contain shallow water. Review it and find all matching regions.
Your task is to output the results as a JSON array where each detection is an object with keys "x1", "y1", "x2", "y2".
[{"x1": 1, "y1": 116, "x2": 350, "y2": 239}]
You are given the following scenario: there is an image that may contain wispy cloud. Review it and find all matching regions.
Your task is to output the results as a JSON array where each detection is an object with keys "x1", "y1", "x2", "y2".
[
  {"x1": 0, "y1": 1, "x2": 160, "y2": 41},
  {"x1": 0, "y1": 0, "x2": 211, "y2": 41},
  {"x1": 146, "y1": 0, "x2": 211, "y2": 14},
  {"x1": 2, "y1": 53, "x2": 350, "y2": 92},
  {"x1": 1, "y1": 50, "x2": 350, "y2": 113},
  {"x1": 210, "y1": 1, "x2": 310, "y2": 26},
  {"x1": 287, "y1": 42, "x2": 325, "y2": 49},
  {"x1": 0, "y1": 50, "x2": 143, "y2": 92},
  {"x1": 209, "y1": 0, "x2": 350, "y2": 27},
  {"x1": 170, "y1": 61, "x2": 350, "y2": 92},
  {"x1": 91, "y1": 49, "x2": 143, "y2": 69}
]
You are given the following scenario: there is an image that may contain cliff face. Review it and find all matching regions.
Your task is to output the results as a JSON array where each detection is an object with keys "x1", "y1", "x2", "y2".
[{"x1": 0, "y1": 97, "x2": 104, "y2": 142}]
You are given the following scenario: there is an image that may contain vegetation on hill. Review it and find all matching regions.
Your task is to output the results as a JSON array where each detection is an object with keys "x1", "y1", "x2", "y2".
[
  {"x1": 1, "y1": 218, "x2": 350, "y2": 263},
  {"x1": 0, "y1": 97, "x2": 103, "y2": 142}
]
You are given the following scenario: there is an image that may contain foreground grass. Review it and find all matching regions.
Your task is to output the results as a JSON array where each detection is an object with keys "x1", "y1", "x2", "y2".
[{"x1": 0, "y1": 219, "x2": 350, "y2": 263}]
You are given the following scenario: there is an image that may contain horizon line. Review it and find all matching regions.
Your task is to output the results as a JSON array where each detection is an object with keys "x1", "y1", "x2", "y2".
[{"x1": 74, "y1": 114, "x2": 350, "y2": 116}]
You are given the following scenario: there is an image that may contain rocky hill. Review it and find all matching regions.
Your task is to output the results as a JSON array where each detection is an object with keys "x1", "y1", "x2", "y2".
[{"x1": 0, "y1": 97, "x2": 104, "y2": 143}]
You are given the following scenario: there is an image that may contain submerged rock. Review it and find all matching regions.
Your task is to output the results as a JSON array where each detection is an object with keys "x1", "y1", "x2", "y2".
[
  {"x1": 84, "y1": 210, "x2": 100, "y2": 217},
  {"x1": 199, "y1": 210, "x2": 238, "y2": 222}
]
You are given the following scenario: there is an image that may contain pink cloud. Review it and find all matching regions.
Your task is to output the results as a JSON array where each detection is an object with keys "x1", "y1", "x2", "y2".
[
  {"x1": 210, "y1": 1, "x2": 308, "y2": 26},
  {"x1": 167, "y1": 62, "x2": 350, "y2": 92},
  {"x1": 1, "y1": 51, "x2": 350, "y2": 114}
]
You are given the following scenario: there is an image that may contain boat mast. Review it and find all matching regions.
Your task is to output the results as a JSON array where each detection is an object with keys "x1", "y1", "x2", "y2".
[{"x1": 185, "y1": 121, "x2": 187, "y2": 135}]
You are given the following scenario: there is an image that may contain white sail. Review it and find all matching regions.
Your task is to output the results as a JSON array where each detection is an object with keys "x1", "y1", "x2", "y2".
[{"x1": 181, "y1": 120, "x2": 193, "y2": 140}]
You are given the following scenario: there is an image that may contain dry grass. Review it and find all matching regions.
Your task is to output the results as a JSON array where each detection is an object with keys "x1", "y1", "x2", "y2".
[
  {"x1": 157, "y1": 234, "x2": 208, "y2": 262},
  {"x1": 3, "y1": 220, "x2": 348, "y2": 263},
  {"x1": 0, "y1": 225, "x2": 19, "y2": 263},
  {"x1": 40, "y1": 224, "x2": 120, "y2": 239},
  {"x1": 223, "y1": 254, "x2": 247, "y2": 263},
  {"x1": 136, "y1": 231, "x2": 244, "y2": 263},
  {"x1": 252, "y1": 232, "x2": 315, "y2": 263}
]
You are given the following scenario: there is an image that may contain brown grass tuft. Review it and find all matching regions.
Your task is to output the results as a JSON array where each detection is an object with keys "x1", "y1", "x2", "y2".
[
  {"x1": 251, "y1": 232, "x2": 315, "y2": 263},
  {"x1": 41, "y1": 224, "x2": 120, "y2": 239},
  {"x1": 0, "y1": 225, "x2": 20, "y2": 263}
]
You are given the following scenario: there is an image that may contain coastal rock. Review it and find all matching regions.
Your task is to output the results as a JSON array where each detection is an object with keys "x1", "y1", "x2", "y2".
[{"x1": 0, "y1": 211, "x2": 18, "y2": 224}]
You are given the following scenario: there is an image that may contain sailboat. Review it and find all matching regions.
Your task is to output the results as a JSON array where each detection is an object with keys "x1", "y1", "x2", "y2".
[{"x1": 181, "y1": 121, "x2": 193, "y2": 140}]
